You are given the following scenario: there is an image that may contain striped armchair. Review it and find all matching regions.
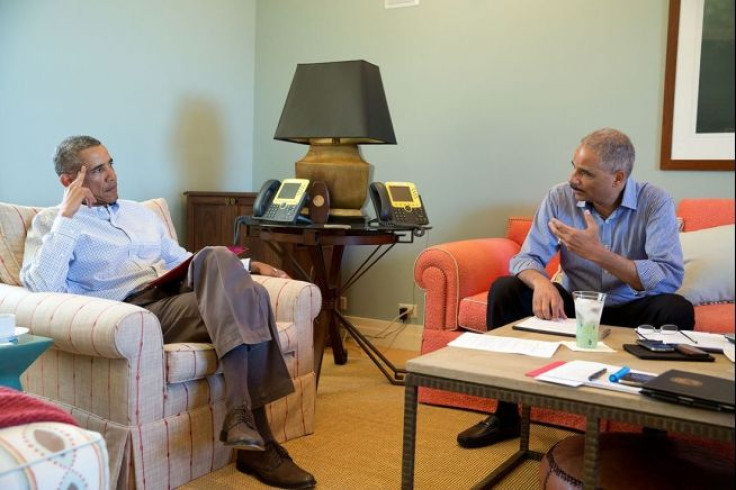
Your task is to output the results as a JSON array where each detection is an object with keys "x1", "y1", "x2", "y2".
[{"x1": 0, "y1": 198, "x2": 321, "y2": 489}]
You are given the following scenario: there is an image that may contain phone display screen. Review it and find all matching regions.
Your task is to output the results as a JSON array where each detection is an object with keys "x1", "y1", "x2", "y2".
[
  {"x1": 388, "y1": 185, "x2": 413, "y2": 203},
  {"x1": 276, "y1": 182, "x2": 301, "y2": 200}
]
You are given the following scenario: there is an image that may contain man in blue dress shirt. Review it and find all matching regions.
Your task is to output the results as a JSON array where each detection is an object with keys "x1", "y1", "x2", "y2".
[
  {"x1": 21, "y1": 135, "x2": 316, "y2": 489},
  {"x1": 457, "y1": 128, "x2": 694, "y2": 449}
]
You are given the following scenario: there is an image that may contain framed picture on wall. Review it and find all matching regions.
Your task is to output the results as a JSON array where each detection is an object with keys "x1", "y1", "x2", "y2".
[{"x1": 660, "y1": 0, "x2": 734, "y2": 170}]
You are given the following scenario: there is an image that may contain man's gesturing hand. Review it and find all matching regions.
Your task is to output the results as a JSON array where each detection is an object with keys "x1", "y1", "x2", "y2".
[
  {"x1": 548, "y1": 210, "x2": 603, "y2": 261},
  {"x1": 60, "y1": 166, "x2": 96, "y2": 218}
]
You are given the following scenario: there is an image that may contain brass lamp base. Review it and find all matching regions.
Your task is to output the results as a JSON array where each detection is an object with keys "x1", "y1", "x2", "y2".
[{"x1": 294, "y1": 143, "x2": 372, "y2": 219}]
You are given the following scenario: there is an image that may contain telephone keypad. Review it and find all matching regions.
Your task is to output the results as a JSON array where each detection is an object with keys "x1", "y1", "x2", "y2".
[
  {"x1": 264, "y1": 203, "x2": 299, "y2": 222},
  {"x1": 390, "y1": 207, "x2": 429, "y2": 226}
]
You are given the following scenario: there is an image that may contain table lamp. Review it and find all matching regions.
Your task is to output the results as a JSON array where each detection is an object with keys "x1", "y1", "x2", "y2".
[{"x1": 274, "y1": 60, "x2": 396, "y2": 220}]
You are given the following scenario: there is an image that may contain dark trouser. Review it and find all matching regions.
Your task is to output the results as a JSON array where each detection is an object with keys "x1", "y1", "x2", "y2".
[
  {"x1": 487, "y1": 275, "x2": 695, "y2": 331},
  {"x1": 486, "y1": 275, "x2": 695, "y2": 419},
  {"x1": 126, "y1": 246, "x2": 294, "y2": 411}
]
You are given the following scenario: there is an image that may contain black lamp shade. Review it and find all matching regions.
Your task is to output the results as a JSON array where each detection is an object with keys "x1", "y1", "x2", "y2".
[{"x1": 274, "y1": 60, "x2": 396, "y2": 145}]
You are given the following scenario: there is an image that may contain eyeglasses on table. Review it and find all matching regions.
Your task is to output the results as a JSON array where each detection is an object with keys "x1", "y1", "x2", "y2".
[{"x1": 635, "y1": 324, "x2": 698, "y2": 343}]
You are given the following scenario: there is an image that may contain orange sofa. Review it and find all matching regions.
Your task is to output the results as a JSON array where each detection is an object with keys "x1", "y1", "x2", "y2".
[{"x1": 413, "y1": 198, "x2": 735, "y2": 423}]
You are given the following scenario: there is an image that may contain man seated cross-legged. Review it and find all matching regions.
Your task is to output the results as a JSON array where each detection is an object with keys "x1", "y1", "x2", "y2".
[{"x1": 21, "y1": 135, "x2": 317, "y2": 489}]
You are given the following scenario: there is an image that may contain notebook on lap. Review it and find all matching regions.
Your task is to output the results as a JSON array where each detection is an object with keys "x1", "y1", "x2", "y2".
[{"x1": 640, "y1": 369, "x2": 735, "y2": 413}]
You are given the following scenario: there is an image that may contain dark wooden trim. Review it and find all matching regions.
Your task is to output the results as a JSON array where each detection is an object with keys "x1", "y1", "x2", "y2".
[{"x1": 660, "y1": 0, "x2": 734, "y2": 171}]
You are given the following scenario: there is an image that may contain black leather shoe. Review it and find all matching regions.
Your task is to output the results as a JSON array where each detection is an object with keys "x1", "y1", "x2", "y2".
[
  {"x1": 236, "y1": 442, "x2": 316, "y2": 489},
  {"x1": 220, "y1": 407, "x2": 265, "y2": 451},
  {"x1": 457, "y1": 414, "x2": 521, "y2": 448}
]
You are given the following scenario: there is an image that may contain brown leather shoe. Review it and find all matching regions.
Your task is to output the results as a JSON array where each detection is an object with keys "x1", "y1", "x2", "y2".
[
  {"x1": 220, "y1": 407, "x2": 265, "y2": 451},
  {"x1": 456, "y1": 413, "x2": 521, "y2": 448},
  {"x1": 236, "y1": 442, "x2": 316, "y2": 489}
]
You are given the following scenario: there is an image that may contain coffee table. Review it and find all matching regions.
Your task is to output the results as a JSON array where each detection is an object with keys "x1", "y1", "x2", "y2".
[
  {"x1": 401, "y1": 323, "x2": 735, "y2": 489},
  {"x1": 0, "y1": 333, "x2": 53, "y2": 390}
]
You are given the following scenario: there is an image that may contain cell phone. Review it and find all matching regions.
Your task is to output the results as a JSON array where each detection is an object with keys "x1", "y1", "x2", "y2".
[
  {"x1": 618, "y1": 372, "x2": 656, "y2": 387},
  {"x1": 674, "y1": 343, "x2": 710, "y2": 358},
  {"x1": 636, "y1": 339, "x2": 676, "y2": 352}
]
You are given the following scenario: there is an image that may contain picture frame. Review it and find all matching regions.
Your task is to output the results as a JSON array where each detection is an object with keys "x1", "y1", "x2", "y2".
[{"x1": 660, "y1": 0, "x2": 734, "y2": 170}]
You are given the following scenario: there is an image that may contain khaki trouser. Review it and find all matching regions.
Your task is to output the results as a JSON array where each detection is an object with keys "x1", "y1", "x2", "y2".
[{"x1": 126, "y1": 246, "x2": 293, "y2": 409}]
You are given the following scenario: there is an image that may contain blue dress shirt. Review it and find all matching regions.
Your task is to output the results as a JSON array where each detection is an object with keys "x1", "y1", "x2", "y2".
[
  {"x1": 509, "y1": 178, "x2": 684, "y2": 306},
  {"x1": 21, "y1": 200, "x2": 191, "y2": 301}
]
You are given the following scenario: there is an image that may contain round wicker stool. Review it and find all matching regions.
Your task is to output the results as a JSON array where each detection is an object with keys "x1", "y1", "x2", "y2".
[{"x1": 539, "y1": 433, "x2": 733, "y2": 489}]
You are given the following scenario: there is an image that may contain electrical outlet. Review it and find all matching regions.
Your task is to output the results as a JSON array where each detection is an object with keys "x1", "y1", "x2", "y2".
[
  {"x1": 340, "y1": 296, "x2": 348, "y2": 311},
  {"x1": 398, "y1": 303, "x2": 417, "y2": 320}
]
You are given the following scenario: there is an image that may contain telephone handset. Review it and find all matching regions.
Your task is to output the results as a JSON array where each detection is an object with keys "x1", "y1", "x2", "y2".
[
  {"x1": 253, "y1": 178, "x2": 310, "y2": 223},
  {"x1": 369, "y1": 181, "x2": 429, "y2": 227}
]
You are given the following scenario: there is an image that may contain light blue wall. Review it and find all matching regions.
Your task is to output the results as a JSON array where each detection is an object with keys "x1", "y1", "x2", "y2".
[
  {"x1": 254, "y1": 0, "x2": 734, "y2": 322},
  {"x1": 1, "y1": 1, "x2": 733, "y2": 324},
  {"x1": 0, "y1": 0, "x2": 257, "y2": 232}
]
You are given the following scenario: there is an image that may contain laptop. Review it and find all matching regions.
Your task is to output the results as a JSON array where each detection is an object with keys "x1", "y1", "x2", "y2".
[{"x1": 640, "y1": 369, "x2": 735, "y2": 413}]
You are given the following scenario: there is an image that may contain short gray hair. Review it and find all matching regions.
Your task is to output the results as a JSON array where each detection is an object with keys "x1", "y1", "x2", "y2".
[
  {"x1": 580, "y1": 128, "x2": 634, "y2": 177},
  {"x1": 53, "y1": 135, "x2": 102, "y2": 176}
]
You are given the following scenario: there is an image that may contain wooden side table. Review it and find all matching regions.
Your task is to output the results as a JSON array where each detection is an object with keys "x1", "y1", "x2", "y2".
[
  {"x1": 0, "y1": 333, "x2": 53, "y2": 390},
  {"x1": 237, "y1": 217, "x2": 427, "y2": 384}
]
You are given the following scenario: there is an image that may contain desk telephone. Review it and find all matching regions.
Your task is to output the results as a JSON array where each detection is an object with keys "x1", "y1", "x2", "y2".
[
  {"x1": 253, "y1": 178, "x2": 310, "y2": 223},
  {"x1": 369, "y1": 181, "x2": 429, "y2": 227}
]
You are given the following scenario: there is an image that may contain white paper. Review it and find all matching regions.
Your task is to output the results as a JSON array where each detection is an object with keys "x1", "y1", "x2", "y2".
[
  {"x1": 516, "y1": 316, "x2": 578, "y2": 335},
  {"x1": 535, "y1": 360, "x2": 651, "y2": 394},
  {"x1": 724, "y1": 344, "x2": 735, "y2": 363},
  {"x1": 561, "y1": 341, "x2": 616, "y2": 353},
  {"x1": 643, "y1": 330, "x2": 731, "y2": 352},
  {"x1": 448, "y1": 332, "x2": 560, "y2": 358},
  {"x1": 535, "y1": 360, "x2": 608, "y2": 386}
]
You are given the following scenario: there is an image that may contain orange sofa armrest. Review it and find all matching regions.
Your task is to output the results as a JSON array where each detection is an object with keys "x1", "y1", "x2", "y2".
[{"x1": 414, "y1": 238, "x2": 521, "y2": 332}]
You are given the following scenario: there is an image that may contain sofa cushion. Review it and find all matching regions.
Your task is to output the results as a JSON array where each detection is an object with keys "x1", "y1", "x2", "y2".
[
  {"x1": 694, "y1": 303, "x2": 735, "y2": 334},
  {"x1": 0, "y1": 199, "x2": 175, "y2": 287},
  {"x1": 165, "y1": 321, "x2": 299, "y2": 383},
  {"x1": 677, "y1": 224, "x2": 735, "y2": 306},
  {"x1": 678, "y1": 198, "x2": 735, "y2": 232}
]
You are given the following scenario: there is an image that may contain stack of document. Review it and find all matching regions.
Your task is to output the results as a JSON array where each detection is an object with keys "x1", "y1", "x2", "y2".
[
  {"x1": 528, "y1": 360, "x2": 652, "y2": 394},
  {"x1": 512, "y1": 317, "x2": 611, "y2": 339},
  {"x1": 646, "y1": 330, "x2": 731, "y2": 353},
  {"x1": 448, "y1": 332, "x2": 560, "y2": 358}
]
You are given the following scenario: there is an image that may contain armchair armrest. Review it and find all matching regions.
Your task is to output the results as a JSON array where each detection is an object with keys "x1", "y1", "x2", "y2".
[
  {"x1": 251, "y1": 276, "x2": 321, "y2": 376},
  {"x1": 1, "y1": 283, "x2": 164, "y2": 425},
  {"x1": 414, "y1": 238, "x2": 520, "y2": 332}
]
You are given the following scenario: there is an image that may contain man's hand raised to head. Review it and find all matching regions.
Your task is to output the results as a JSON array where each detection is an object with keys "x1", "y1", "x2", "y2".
[
  {"x1": 60, "y1": 166, "x2": 97, "y2": 218},
  {"x1": 548, "y1": 210, "x2": 604, "y2": 262}
]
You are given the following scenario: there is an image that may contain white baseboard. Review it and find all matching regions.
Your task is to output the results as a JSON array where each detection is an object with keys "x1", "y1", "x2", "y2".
[{"x1": 343, "y1": 315, "x2": 422, "y2": 352}]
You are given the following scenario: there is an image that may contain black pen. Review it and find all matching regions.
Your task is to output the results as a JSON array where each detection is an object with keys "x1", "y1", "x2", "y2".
[{"x1": 588, "y1": 368, "x2": 608, "y2": 381}]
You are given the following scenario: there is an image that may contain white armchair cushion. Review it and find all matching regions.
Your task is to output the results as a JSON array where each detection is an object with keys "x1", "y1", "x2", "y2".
[
  {"x1": 677, "y1": 224, "x2": 735, "y2": 305},
  {"x1": 165, "y1": 343, "x2": 220, "y2": 384}
]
